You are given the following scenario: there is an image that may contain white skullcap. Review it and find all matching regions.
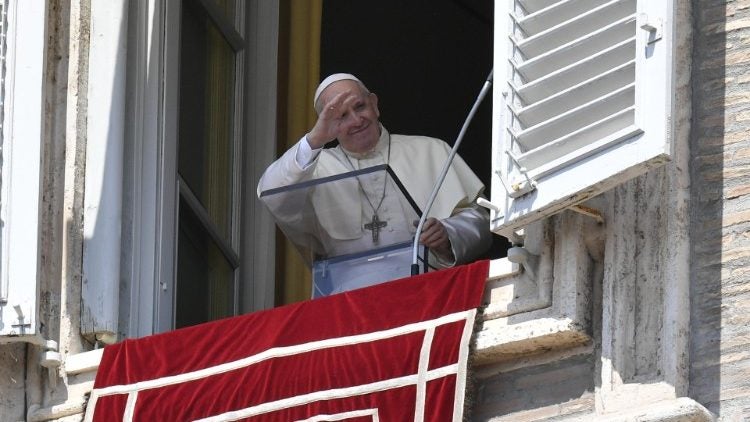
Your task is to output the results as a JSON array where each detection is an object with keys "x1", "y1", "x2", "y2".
[{"x1": 313, "y1": 73, "x2": 362, "y2": 107}]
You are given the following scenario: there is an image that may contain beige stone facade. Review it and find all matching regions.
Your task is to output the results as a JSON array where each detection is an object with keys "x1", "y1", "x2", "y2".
[{"x1": 0, "y1": 0, "x2": 748, "y2": 421}]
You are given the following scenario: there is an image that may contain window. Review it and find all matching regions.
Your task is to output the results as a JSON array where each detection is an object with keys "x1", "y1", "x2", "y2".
[
  {"x1": 489, "y1": 0, "x2": 675, "y2": 236},
  {"x1": 123, "y1": 0, "x2": 279, "y2": 337},
  {"x1": 172, "y1": 0, "x2": 245, "y2": 328}
]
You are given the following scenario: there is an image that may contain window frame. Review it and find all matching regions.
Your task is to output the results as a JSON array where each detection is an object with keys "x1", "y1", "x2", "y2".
[
  {"x1": 169, "y1": 0, "x2": 246, "y2": 328},
  {"x1": 123, "y1": 0, "x2": 279, "y2": 337},
  {"x1": 158, "y1": 0, "x2": 246, "y2": 330}
]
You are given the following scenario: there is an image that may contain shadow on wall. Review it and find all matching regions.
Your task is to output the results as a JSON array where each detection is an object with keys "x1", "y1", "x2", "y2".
[{"x1": 688, "y1": 0, "x2": 726, "y2": 416}]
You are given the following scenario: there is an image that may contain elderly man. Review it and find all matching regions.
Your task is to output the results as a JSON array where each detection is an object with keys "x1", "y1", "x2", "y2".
[{"x1": 258, "y1": 73, "x2": 491, "y2": 292}]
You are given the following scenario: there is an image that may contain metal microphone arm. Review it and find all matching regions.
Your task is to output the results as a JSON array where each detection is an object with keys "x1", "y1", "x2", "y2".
[{"x1": 411, "y1": 69, "x2": 494, "y2": 275}]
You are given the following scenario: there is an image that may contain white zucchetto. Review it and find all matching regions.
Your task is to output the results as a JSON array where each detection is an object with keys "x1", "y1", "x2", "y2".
[{"x1": 313, "y1": 73, "x2": 362, "y2": 107}]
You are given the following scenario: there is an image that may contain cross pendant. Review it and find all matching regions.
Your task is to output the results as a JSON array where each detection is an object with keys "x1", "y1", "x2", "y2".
[{"x1": 364, "y1": 214, "x2": 388, "y2": 243}]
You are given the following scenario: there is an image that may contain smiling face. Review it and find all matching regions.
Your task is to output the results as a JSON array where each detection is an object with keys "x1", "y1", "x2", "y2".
[{"x1": 316, "y1": 79, "x2": 381, "y2": 153}]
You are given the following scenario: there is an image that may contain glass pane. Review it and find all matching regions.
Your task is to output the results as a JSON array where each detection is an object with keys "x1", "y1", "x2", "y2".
[
  {"x1": 175, "y1": 196, "x2": 234, "y2": 328},
  {"x1": 258, "y1": 165, "x2": 426, "y2": 298},
  {"x1": 178, "y1": 0, "x2": 236, "y2": 239},
  {"x1": 213, "y1": 0, "x2": 236, "y2": 22}
]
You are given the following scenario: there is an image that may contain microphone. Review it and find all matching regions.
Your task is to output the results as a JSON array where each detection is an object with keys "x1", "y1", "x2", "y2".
[{"x1": 411, "y1": 69, "x2": 494, "y2": 275}]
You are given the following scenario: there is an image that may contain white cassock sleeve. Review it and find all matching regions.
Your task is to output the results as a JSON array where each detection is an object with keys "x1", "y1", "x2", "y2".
[{"x1": 256, "y1": 135, "x2": 322, "y2": 195}]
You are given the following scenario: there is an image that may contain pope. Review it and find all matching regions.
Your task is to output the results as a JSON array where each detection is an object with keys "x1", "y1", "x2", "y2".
[{"x1": 258, "y1": 73, "x2": 491, "y2": 289}]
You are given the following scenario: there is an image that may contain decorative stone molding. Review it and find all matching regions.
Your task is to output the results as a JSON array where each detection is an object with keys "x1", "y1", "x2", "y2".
[
  {"x1": 595, "y1": 397, "x2": 714, "y2": 422},
  {"x1": 474, "y1": 210, "x2": 601, "y2": 365},
  {"x1": 26, "y1": 349, "x2": 102, "y2": 421},
  {"x1": 483, "y1": 397, "x2": 713, "y2": 422}
]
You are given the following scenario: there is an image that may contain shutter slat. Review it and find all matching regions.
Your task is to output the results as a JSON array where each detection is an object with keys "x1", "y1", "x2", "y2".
[
  {"x1": 516, "y1": 0, "x2": 559, "y2": 13},
  {"x1": 516, "y1": 0, "x2": 635, "y2": 59},
  {"x1": 520, "y1": 121, "x2": 641, "y2": 179},
  {"x1": 514, "y1": 61, "x2": 635, "y2": 127},
  {"x1": 515, "y1": 16, "x2": 635, "y2": 81},
  {"x1": 513, "y1": 83, "x2": 635, "y2": 151},
  {"x1": 515, "y1": 38, "x2": 635, "y2": 104},
  {"x1": 514, "y1": 0, "x2": 608, "y2": 36}
]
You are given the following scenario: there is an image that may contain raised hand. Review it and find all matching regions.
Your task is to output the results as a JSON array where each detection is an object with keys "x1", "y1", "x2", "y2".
[{"x1": 307, "y1": 89, "x2": 358, "y2": 148}]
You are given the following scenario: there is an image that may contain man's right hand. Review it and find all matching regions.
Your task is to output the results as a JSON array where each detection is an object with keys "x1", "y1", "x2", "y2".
[{"x1": 307, "y1": 89, "x2": 357, "y2": 148}]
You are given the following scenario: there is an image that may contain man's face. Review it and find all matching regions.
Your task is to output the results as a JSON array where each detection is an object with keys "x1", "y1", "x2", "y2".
[{"x1": 318, "y1": 80, "x2": 381, "y2": 153}]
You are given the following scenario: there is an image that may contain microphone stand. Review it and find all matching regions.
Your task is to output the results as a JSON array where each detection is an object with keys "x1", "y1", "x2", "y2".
[{"x1": 411, "y1": 70, "x2": 494, "y2": 275}]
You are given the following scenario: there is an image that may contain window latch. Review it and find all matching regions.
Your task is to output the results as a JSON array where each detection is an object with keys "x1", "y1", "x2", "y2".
[{"x1": 638, "y1": 14, "x2": 663, "y2": 45}]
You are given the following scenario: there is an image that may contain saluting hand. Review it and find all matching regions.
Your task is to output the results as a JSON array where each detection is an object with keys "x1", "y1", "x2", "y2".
[{"x1": 307, "y1": 89, "x2": 359, "y2": 149}]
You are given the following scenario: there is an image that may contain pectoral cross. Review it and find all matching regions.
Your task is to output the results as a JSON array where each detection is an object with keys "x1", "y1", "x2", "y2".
[{"x1": 364, "y1": 214, "x2": 387, "y2": 243}]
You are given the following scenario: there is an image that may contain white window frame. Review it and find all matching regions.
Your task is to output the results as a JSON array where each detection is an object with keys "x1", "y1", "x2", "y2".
[
  {"x1": 81, "y1": 0, "x2": 129, "y2": 343},
  {"x1": 123, "y1": 0, "x2": 279, "y2": 337},
  {"x1": 165, "y1": 0, "x2": 247, "y2": 329},
  {"x1": 489, "y1": 0, "x2": 675, "y2": 237},
  {"x1": 0, "y1": 0, "x2": 47, "y2": 339}
]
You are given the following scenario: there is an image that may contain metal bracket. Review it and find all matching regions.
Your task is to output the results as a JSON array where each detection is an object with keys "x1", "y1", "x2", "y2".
[
  {"x1": 495, "y1": 145, "x2": 537, "y2": 199},
  {"x1": 569, "y1": 204, "x2": 605, "y2": 224},
  {"x1": 476, "y1": 197, "x2": 503, "y2": 222},
  {"x1": 503, "y1": 149, "x2": 537, "y2": 198},
  {"x1": 3, "y1": 304, "x2": 62, "y2": 386},
  {"x1": 639, "y1": 14, "x2": 663, "y2": 44},
  {"x1": 10, "y1": 305, "x2": 32, "y2": 335},
  {"x1": 41, "y1": 347, "x2": 62, "y2": 389},
  {"x1": 506, "y1": 245, "x2": 539, "y2": 280}
]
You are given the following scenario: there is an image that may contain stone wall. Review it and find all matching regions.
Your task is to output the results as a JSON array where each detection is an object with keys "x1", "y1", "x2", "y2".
[
  {"x1": 689, "y1": 0, "x2": 750, "y2": 419},
  {"x1": 472, "y1": 351, "x2": 595, "y2": 420},
  {"x1": 0, "y1": 344, "x2": 26, "y2": 421}
]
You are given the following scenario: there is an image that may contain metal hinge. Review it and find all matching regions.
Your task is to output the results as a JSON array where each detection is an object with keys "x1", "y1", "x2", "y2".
[{"x1": 2, "y1": 305, "x2": 62, "y2": 387}]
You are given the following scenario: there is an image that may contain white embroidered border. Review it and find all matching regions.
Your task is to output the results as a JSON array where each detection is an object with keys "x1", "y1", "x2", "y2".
[
  {"x1": 453, "y1": 308, "x2": 476, "y2": 422},
  {"x1": 193, "y1": 365, "x2": 457, "y2": 422},
  {"x1": 414, "y1": 327, "x2": 435, "y2": 422},
  {"x1": 123, "y1": 391, "x2": 137, "y2": 422},
  {"x1": 84, "y1": 309, "x2": 475, "y2": 422},
  {"x1": 294, "y1": 408, "x2": 379, "y2": 422}
]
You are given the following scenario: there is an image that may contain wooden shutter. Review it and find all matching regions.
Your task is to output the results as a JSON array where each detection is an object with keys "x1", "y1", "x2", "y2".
[
  {"x1": 489, "y1": 0, "x2": 674, "y2": 236},
  {"x1": 0, "y1": 1, "x2": 46, "y2": 338}
]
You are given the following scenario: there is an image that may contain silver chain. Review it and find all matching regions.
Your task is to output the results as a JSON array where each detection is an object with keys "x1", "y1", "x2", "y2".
[{"x1": 340, "y1": 133, "x2": 392, "y2": 217}]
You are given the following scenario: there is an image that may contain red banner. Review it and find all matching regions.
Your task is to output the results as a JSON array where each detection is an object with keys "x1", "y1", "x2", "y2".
[{"x1": 85, "y1": 260, "x2": 488, "y2": 421}]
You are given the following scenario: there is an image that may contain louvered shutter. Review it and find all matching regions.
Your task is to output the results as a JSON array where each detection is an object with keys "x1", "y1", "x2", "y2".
[
  {"x1": 0, "y1": 1, "x2": 46, "y2": 338},
  {"x1": 489, "y1": 0, "x2": 674, "y2": 235}
]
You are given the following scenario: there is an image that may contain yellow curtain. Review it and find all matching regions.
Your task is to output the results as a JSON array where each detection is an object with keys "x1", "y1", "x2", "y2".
[
  {"x1": 205, "y1": 21, "x2": 235, "y2": 320},
  {"x1": 276, "y1": 0, "x2": 322, "y2": 305}
]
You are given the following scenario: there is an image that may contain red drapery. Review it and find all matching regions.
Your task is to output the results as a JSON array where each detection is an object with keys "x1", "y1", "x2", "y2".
[{"x1": 86, "y1": 260, "x2": 488, "y2": 421}]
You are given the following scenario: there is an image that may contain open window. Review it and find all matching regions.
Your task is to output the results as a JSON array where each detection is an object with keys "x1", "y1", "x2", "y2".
[{"x1": 490, "y1": 0, "x2": 675, "y2": 236}]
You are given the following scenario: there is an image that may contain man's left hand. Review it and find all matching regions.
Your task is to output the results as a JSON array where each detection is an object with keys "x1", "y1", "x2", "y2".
[{"x1": 417, "y1": 218, "x2": 455, "y2": 262}]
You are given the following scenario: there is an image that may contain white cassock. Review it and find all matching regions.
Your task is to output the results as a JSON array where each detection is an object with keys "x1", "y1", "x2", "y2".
[{"x1": 258, "y1": 125, "x2": 491, "y2": 294}]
